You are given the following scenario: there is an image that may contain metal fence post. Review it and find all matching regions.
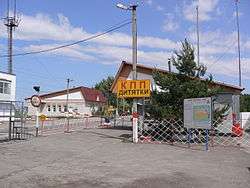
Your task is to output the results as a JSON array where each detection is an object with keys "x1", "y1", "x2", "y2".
[
  {"x1": 21, "y1": 102, "x2": 24, "y2": 139},
  {"x1": 8, "y1": 101, "x2": 12, "y2": 141}
]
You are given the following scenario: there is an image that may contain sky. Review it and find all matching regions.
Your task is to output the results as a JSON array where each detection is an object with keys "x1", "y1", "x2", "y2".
[{"x1": 0, "y1": 0, "x2": 249, "y2": 100}]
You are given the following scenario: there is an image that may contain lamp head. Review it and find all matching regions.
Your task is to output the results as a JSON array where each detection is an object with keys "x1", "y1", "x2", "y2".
[{"x1": 116, "y1": 3, "x2": 129, "y2": 10}]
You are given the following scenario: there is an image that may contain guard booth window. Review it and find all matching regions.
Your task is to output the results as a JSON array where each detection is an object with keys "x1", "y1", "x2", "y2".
[
  {"x1": 0, "y1": 81, "x2": 11, "y2": 94},
  {"x1": 53, "y1": 105, "x2": 56, "y2": 112},
  {"x1": 58, "y1": 105, "x2": 62, "y2": 112}
]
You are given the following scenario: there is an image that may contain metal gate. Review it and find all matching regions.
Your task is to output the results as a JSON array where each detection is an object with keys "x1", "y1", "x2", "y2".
[{"x1": 0, "y1": 100, "x2": 31, "y2": 142}]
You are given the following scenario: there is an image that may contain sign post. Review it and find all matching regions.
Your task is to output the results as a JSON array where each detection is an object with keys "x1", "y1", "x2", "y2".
[
  {"x1": 31, "y1": 95, "x2": 42, "y2": 137},
  {"x1": 184, "y1": 97, "x2": 212, "y2": 151},
  {"x1": 117, "y1": 79, "x2": 151, "y2": 143},
  {"x1": 39, "y1": 114, "x2": 47, "y2": 135}
]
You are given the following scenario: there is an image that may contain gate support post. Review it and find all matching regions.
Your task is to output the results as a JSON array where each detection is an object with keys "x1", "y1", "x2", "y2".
[{"x1": 8, "y1": 101, "x2": 12, "y2": 141}]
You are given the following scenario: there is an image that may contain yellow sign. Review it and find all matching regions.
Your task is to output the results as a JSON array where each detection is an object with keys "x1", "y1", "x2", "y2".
[
  {"x1": 39, "y1": 114, "x2": 47, "y2": 121},
  {"x1": 117, "y1": 79, "x2": 151, "y2": 98}
]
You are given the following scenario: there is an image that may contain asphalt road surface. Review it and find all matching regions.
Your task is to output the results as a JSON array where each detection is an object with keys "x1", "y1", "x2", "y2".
[{"x1": 0, "y1": 128, "x2": 250, "y2": 188}]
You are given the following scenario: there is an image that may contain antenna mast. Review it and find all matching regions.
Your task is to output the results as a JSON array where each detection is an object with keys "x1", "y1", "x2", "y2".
[
  {"x1": 4, "y1": 0, "x2": 20, "y2": 74},
  {"x1": 196, "y1": 5, "x2": 200, "y2": 67},
  {"x1": 235, "y1": 0, "x2": 242, "y2": 87}
]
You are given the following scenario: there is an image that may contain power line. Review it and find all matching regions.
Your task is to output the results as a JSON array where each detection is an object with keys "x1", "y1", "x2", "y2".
[{"x1": 0, "y1": 19, "x2": 131, "y2": 58}]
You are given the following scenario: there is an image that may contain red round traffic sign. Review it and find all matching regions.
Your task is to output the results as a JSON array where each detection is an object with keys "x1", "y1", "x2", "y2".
[{"x1": 31, "y1": 95, "x2": 41, "y2": 107}]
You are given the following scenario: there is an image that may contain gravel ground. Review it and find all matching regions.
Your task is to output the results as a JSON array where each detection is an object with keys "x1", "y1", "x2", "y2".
[{"x1": 0, "y1": 128, "x2": 250, "y2": 188}]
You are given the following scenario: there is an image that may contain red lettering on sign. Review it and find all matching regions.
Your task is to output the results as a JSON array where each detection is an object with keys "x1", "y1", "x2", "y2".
[
  {"x1": 130, "y1": 81, "x2": 136, "y2": 89},
  {"x1": 139, "y1": 81, "x2": 146, "y2": 89},
  {"x1": 121, "y1": 81, "x2": 126, "y2": 90}
]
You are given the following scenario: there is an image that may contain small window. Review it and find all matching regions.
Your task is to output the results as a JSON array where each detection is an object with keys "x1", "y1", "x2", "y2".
[
  {"x1": 58, "y1": 105, "x2": 62, "y2": 112},
  {"x1": 0, "y1": 82, "x2": 3, "y2": 93},
  {"x1": 0, "y1": 81, "x2": 11, "y2": 94},
  {"x1": 64, "y1": 105, "x2": 67, "y2": 112},
  {"x1": 47, "y1": 105, "x2": 51, "y2": 112},
  {"x1": 53, "y1": 105, "x2": 56, "y2": 112},
  {"x1": 4, "y1": 83, "x2": 10, "y2": 94}
]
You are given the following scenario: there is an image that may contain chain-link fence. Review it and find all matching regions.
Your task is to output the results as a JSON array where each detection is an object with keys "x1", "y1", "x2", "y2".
[{"x1": 138, "y1": 118, "x2": 250, "y2": 150}]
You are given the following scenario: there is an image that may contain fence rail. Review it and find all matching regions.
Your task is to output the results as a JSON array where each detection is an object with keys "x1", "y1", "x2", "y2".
[{"x1": 138, "y1": 118, "x2": 250, "y2": 150}]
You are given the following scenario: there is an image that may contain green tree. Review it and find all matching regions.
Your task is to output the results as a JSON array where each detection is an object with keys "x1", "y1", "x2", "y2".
[
  {"x1": 148, "y1": 39, "x2": 222, "y2": 119},
  {"x1": 240, "y1": 94, "x2": 250, "y2": 112},
  {"x1": 94, "y1": 76, "x2": 133, "y2": 115},
  {"x1": 94, "y1": 76, "x2": 116, "y2": 107}
]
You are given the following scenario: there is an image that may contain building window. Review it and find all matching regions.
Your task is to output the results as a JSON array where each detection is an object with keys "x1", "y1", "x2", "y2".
[
  {"x1": 64, "y1": 105, "x2": 67, "y2": 112},
  {"x1": 58, "y1": 105, "x2": 62, "y2": 112},
  {"x1": 53, "y1": 105, "x2": 56, "y2": 112},
  {"x1": 47, "y1": 105, "x2": 51, "y2": 112},
  {"x1": 0, "y1": 81, "x2": 11, "y2": 94}
]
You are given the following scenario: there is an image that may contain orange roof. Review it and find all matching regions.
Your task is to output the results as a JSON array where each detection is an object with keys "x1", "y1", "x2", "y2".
[
  {"x1": 111, "y1": 61, "x2": 244, "y2": 93},
  {"x1": 26, "y1": 86, "x2": 107, "y2": 103}
]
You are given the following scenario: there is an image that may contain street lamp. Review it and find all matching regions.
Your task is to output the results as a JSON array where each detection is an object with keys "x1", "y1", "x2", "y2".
[
  {"x1": 117, "y1": 3, "x2": 138, "y2": 143},
  {"x1": 116, "y1": 3, "x2": 130, "y2": 10}
]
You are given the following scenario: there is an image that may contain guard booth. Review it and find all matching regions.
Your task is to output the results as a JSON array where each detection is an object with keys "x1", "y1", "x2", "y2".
[{"x1": 212, "y1": 92, "x2": 240, "y2": 133}]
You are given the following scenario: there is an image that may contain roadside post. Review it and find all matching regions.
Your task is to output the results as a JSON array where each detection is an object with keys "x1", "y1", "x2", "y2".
[
  {"x1": 187, "y1": 128, "x2": 191, "y2": 148},
  {"x1": 184, "y1": 97, "x2": 212, "y2": 151},
  {"x1": 39, "y1": 114, "x2": 47, "y2": 135},
  {"x1": 31, "y1": 94, "x2": 41, "y2": 137},
  {"x1": 116, "y1": 3, "x2": 140, "y2": 143},
  {"x1": 117, "y1": 79, "x2": 151, "y2": 143},
  {"x1": 205, "y1": 129, "x2": 209, "y2": 151}
]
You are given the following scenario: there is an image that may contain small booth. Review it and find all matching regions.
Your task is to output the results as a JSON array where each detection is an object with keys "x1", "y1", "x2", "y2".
[{"x1": 212, "y1": 92, "x2": 240, "y2": 133}]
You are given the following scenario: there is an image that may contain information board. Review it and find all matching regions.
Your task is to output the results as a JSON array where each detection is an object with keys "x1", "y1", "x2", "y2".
[
  {"x1": 117, "y1": 79, "x2": 151, "y2": 98},
  {"x1": 184, "y1": 97, "x2": 212, "y2": 129}
]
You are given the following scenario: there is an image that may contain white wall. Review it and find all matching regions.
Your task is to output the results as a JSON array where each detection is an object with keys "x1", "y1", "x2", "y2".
[
  {"x1": 241, "y1": 112, "x2": 250, "y2": 129},
  {"x1": 0, "y1": 72, "x2": 16, "y2": 101},
  {"x1": 0, "y1": 72, "x2": 16, "y2": 121},
  {"x1": 26, "y1": 91, "x2": 99, "y2": 117}
]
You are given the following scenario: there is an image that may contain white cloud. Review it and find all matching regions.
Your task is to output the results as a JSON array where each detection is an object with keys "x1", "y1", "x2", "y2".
[
  {"x1": 24, "y1": 43, "x2": 172, "y2": 68},
  {"x1": 243, "y1": 40, "x2": 250, "y2": 51},
  {"x1": 163, "y1": 14, "x2": 179, "y2": 32},
  {"x1": 0, "y1": 13, "x2": 178, "y2": 51},
  {"x1": 183, "y1": 0, "x2": 219, "y2": 22},
  {"x1": 203, "y1": 56, "x2": 250, "y2": 80},
  {"x1": 1, "y1": 12, "x2": 249, "y2": 81},
  {"x1": 23, "y1": 44, "x2": 97, "y2": 62},
  {"x1": 188, "y1": 30, "x2": 239, "y2": 55}
]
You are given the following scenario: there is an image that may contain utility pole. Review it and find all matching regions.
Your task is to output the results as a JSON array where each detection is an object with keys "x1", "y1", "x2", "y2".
[
  {"x1": 131, "y1": 5, "x2": 138, "y2": 143},
  {"x1": 4, "y1": 0, "x2": 20, "y2": 74},
  {"x1": 235, "y1": 0, "x2": 242, "y2": 87},
  {"x1": 65, "y1": 78, "x2": 73, "y2": 133},
  {"x1": 117, "y1": 3, "x2": 138, "y2": 143},
  {"x1": 196, "y1": 5, "x2": 200, "y2": 67}
]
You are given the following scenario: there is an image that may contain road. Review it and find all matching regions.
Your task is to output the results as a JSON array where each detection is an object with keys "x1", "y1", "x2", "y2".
[{"x1": 0, "y1": 128, "x2": 250, "y2": 188}]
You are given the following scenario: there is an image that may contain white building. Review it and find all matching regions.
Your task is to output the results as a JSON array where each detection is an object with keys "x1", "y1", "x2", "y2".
[
  {"x1": 0, "y1": 71, "x2": 16, "y2": 101},
  {"x1": 26, "y1": 86, "x2": 106, "y2": 117},
  {"x1": 0, "y1": 72, "x2": 16, "y2": 120}
]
